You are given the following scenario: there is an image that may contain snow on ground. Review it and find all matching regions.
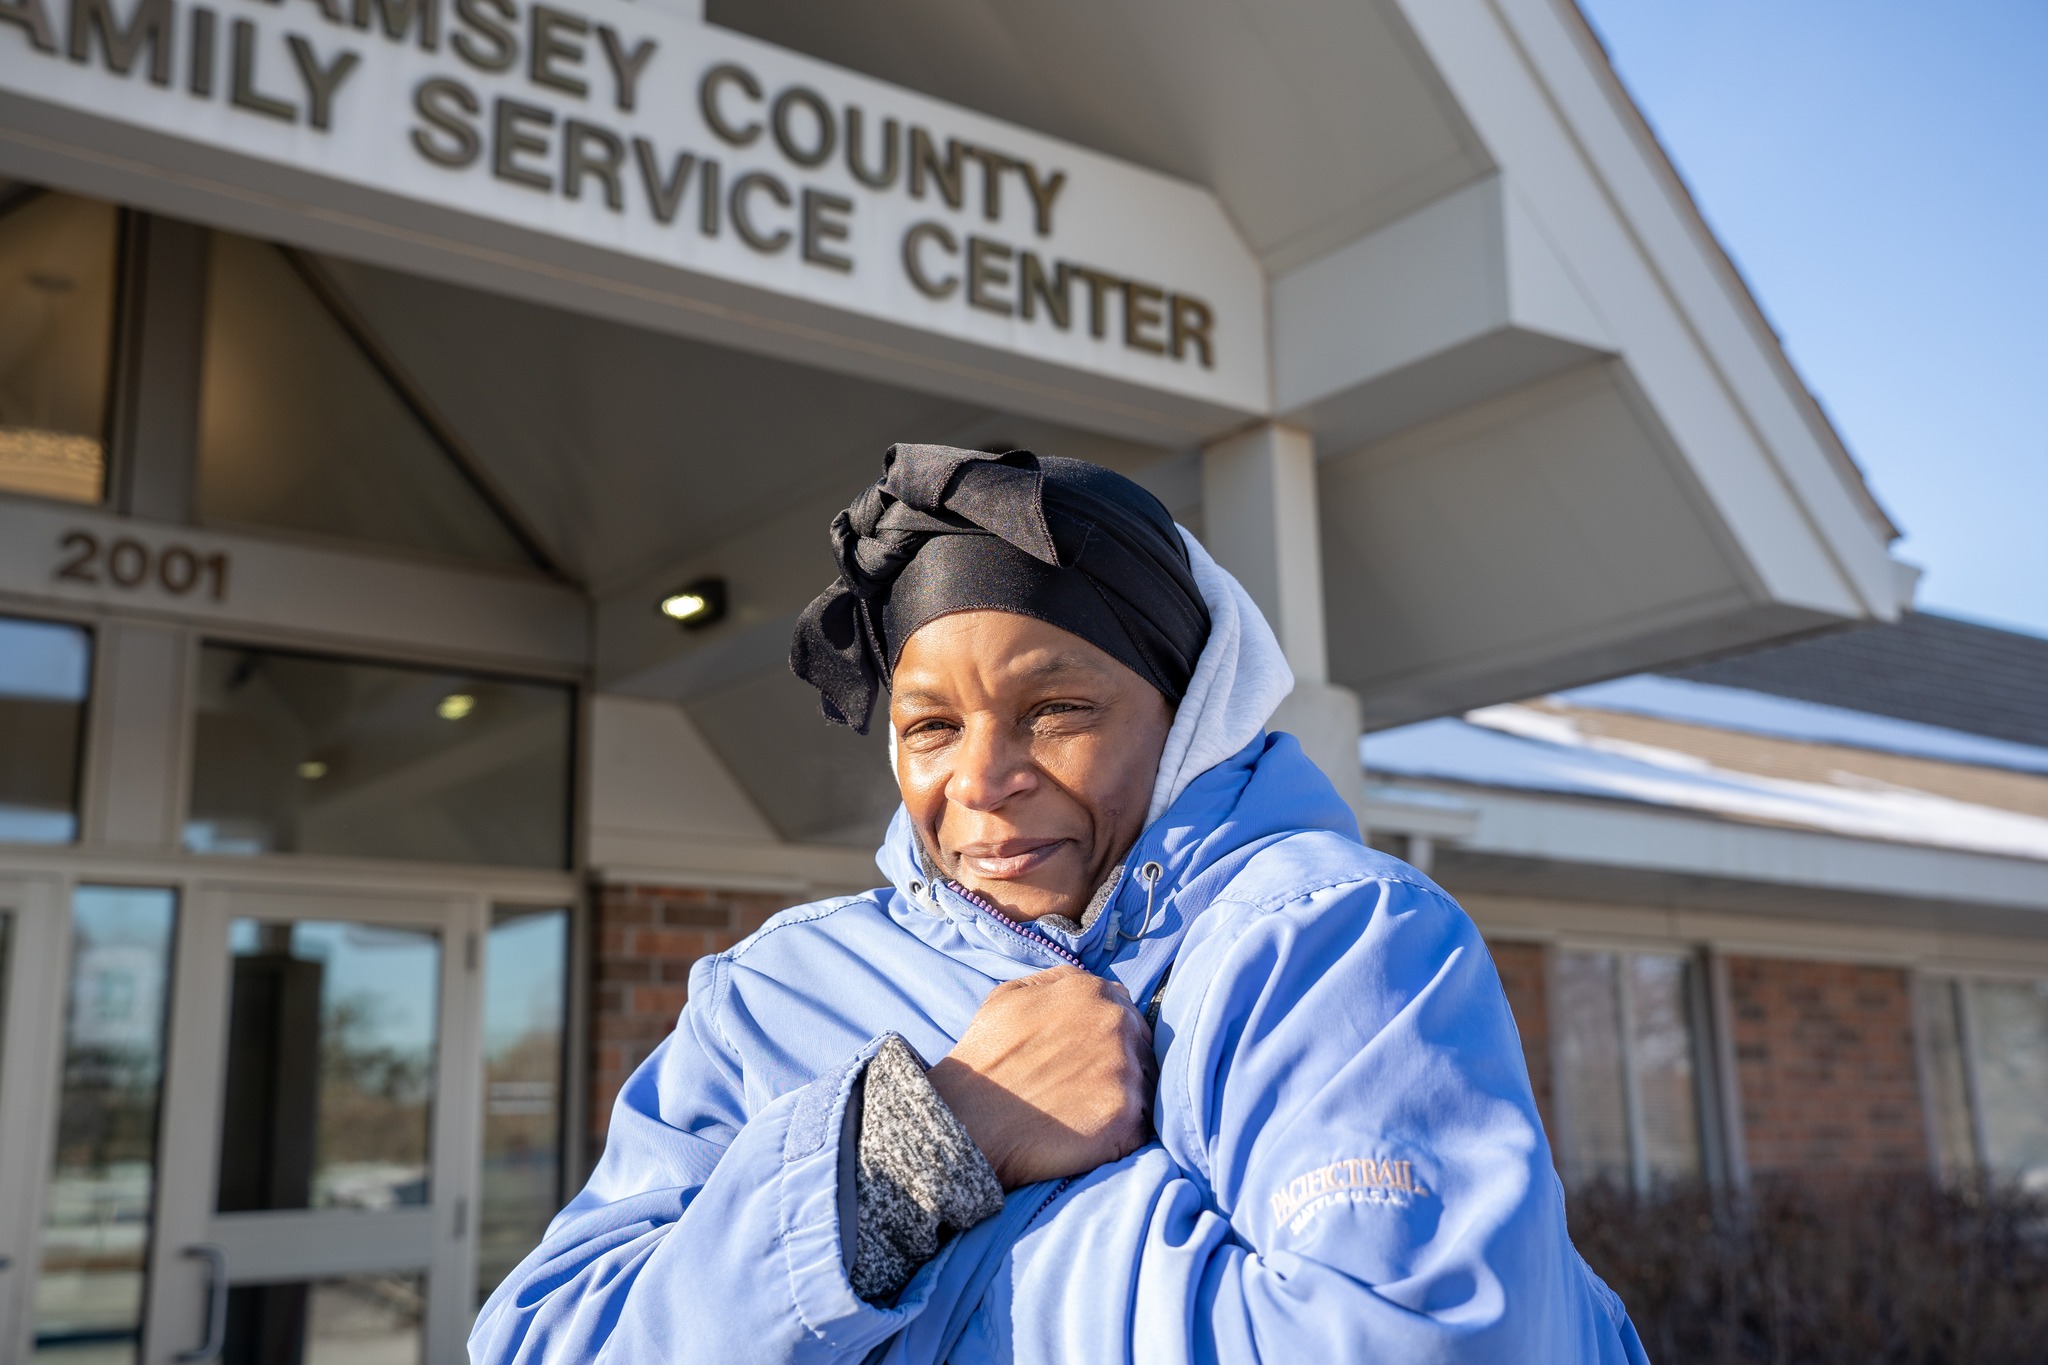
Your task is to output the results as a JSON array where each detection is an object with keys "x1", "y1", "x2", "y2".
[
  {"x1": 1362, "y1": 704, "x2": 2048, "y2": 863},
  {"x1": 1558, "y1": 675, "x2": 2048, "y2": 775}
]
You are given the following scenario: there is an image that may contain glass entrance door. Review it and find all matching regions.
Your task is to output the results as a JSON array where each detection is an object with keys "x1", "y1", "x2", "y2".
[{"x1": 140, "y1": 884, "x2": 481, "y2": 1365}]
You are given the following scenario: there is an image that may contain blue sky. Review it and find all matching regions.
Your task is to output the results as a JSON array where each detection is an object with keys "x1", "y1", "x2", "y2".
[{"x1": 1576, "y1": 0, "x2": 2048, "y2": 638}]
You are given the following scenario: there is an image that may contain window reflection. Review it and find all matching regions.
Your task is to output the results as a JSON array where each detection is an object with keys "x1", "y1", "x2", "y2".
[
  {"x1": 1965, "y1": 979, "x2": 2048, "y2": 1191},
  {"x1": 0, "y1": 615, "x2": 91, "y2": 845},
  {"x1": 185, "y1": 644, "x2": 573, "y2": 869},
  {"x1": 34, "y1": 887, "x2": 178, "y2": 1365},
  {"x1": 1918, "y1": 979, "x2": 1980, "y2": 1178},
  {"x1": 1626, "y1": 955, "x2": 1704, "y2": 1183},
  {"x1": 1555, "y1": 950, "x2": 1631, "y2": 1186},
  {"x1": 223, "y1": 1273, "x2": 424, "y2": 1365},
  {"x1": 477, "y1": 906, "x2": 570, "y2": 1306},
  {"x1": 219, "y1": 919, "x2": 440, "y2": 1213},
  {"x1": 0, "y1": 188, "x2": 117, "y2": 505},
  {"x1": 1555, "y1": 949, "x2": 1706, "y2": 1190}
]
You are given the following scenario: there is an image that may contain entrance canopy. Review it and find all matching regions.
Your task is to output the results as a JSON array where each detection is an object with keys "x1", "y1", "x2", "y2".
[{"x1": 0, "y1": 0, "x2": 1911, "y2": 852}]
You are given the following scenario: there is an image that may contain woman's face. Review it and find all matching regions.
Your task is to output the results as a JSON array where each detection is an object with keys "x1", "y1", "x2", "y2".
[{"x1": 891, "y1": 610, "x2": 1175, "y2": 923}]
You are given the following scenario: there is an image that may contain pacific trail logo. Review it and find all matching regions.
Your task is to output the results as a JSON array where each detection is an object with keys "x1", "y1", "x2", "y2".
[{"x1": 1269, "y1": 1155, "x2": 1431, "y2": 1235}]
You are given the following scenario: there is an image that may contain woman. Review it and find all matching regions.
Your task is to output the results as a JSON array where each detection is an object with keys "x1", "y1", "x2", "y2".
[{"x1": 472, "y1": 445, "x2": 1649, "y2": 1363}]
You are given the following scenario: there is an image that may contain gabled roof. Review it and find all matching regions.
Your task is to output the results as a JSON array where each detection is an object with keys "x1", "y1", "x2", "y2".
[
  {"x1": 1364, "y1": 691, "x2": 2048, "y2": 864},
  {"x1": 1668, "y1": 613, "x2": 2048, "y2": 751}
]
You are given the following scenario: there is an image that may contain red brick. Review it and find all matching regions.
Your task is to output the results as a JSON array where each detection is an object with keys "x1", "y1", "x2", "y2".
[
  {"x1": 660, "y1": 903, "x2": 729, "y2": 928},
  {"x1": 1727, "y1": 956, "x2": 1928, "y2": 1176},
  {"x1": 1487, "y1": 940, "x2": 1555, "y2": 1144},
  {"x1": 587, "y1": 882, "x2": 801, "y2": 1150},
  {"x1": 597, "y1": 957, "x2": 652, "y2": 984},
  {"x1": 633, "y1": 928, "x2": 712, "y2": 959}
]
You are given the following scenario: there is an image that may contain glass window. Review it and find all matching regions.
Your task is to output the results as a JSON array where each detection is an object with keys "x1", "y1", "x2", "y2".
[
  {"x1": 196, "y1": 231, "x2": 534, "y2": 567},
  {"x1": 1554, "y1": 949, "x2": 1706, "y2": 1189},
  {"x1": 35, "y1": 886, "x2": 178, "y2": 1365},
  {"x1": 1924, "y1": 976, "x2": 2048, "y2": 1191},
  {"x1": 478, "y1": 906, "x2": 570, "y2": 1306},
  {"x1": 1933, "y1": 978, "x2": 2048, "y2": 1186},
  {"x1": 1555, "y1": 950, "x2": 1631, "y2": 1186},
  {"x1": 1969, "y1": 981, "x2": 2048, "y2": 1190},
  {"x1": 1627, "y1": 954, "x2": 1705, "y2": 1182},
  {"x1": 1918, "y1": 978, "x2": 1981, "y2": 1178},
  {"x1": 0, "y1": 615, "x2": 92, "y2": 845},
  {"x1": 219, "y1": 919, "x2": 441, "y2": 1213},
  {"x1": 223, "y1": 1273, "x2": 424, "y2": 1365},
  {"x1": 0, "y1": 189, "x2": 118, "y2": 505},
  {"x1": 185, "y1": 644, "x2": 573, "y2": 869}
]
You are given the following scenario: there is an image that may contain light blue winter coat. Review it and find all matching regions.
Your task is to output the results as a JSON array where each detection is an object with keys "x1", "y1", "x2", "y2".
[{"x1": 471, "y1": 731, "x2": 1650, "y2": 1364}]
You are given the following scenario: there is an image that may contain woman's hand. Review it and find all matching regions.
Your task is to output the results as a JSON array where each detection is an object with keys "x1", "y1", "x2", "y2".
[{"x1": 927, "y1": 966, "x2": 1156, "y2": 1190}]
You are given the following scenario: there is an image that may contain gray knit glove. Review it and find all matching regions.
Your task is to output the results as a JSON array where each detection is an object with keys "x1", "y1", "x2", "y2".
[{"x1": 847, "y1": 1034, "x2": 1006, "y2": 1301}]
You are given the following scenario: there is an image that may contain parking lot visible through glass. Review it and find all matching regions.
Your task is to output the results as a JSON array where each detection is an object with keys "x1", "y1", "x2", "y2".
[{"x1": 218, "y1": 919, "x2": 441, "y2": 1213}]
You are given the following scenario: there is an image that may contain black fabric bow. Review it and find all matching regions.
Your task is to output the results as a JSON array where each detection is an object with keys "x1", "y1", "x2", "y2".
[{"x1": 789, "y1": 444, "x2": 1208, "y2": 734}]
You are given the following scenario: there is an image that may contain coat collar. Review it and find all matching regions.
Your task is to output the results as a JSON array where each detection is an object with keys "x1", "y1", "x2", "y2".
[{"x1": 869, "y1": 731, "x2": 1351, "y2": 1002}]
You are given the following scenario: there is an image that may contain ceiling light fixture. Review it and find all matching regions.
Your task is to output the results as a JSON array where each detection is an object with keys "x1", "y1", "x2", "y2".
[
  {"x1": 437, "y1": 693, "x2": 477, "y2": 721},
  {"x1": 659, "y1": 577, "x2": 728, "y2": 631},
  {"x1": 298, "y1": 760, "x2": 327, "y2": 779}
]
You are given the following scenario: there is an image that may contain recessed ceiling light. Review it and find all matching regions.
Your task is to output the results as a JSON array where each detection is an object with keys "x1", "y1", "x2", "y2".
[
  {"x1": 437, "y1": 693, "x2": 476, "y2": 721},
  {"x1": 658, "y1": 577, "x2": 728, "y2": 631},
  {"x1": 298, "y1": 760, "x2": 327, "y2": 779}
]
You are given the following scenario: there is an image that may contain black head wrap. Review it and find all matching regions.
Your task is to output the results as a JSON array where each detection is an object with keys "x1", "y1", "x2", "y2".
[{"x1": 790, "y1": 444, "x2": 1211, "y2": 733}]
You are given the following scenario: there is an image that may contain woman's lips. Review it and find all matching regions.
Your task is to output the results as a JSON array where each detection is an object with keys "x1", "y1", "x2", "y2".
[{"x1": 954, "y1": 838, "x2": 1066, "y2": 880}]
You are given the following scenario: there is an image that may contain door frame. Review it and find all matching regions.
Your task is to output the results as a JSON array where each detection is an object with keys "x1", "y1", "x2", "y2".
[
  {"x1": 144, "y1": 879, "x2": 484, "y2": 1365},
  {"x1": 0, "y1": 871, "x2": 67, "y2": 1364},
  {"x1": 0, "y1": 849, "x2": 577, "y2": 1364}
]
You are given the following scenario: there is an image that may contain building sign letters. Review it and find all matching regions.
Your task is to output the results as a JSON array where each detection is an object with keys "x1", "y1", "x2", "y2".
[{"x1": 0, "y1": 0, "x2": 1249, "y2": 387}]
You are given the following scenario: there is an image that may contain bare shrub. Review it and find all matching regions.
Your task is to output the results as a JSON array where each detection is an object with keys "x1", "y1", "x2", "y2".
[{"x1": 1569, "y1": 1175, "x2": 2048, "y2": 1364}]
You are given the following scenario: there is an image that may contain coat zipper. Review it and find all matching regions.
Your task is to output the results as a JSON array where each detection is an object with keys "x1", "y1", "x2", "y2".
[
  {"x1": 1023, "y1": 1175, "x2": 1078, "y2": 1232},
  {"x1": 939, "y1": 877, "x2": 1150, "y2": 1233},
  {"x1": 941, "y1": 878, "x2": 1087, "y2": 969}
]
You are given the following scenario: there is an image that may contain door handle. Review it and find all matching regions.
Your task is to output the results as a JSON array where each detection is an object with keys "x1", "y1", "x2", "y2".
[{"x1": 174, "y1": 1244, "x2": 228, "y2": 1363}]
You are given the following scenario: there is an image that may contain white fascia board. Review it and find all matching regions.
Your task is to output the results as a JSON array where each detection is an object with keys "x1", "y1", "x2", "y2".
[
  {"x1": 1274, "y1": 176, "x2": 1613, "y2": 409},
  {"x1": 1387, "y1": 0, "x2": 1904, "y2": 623},
  {"x1": 1270, "y1": 175, "x2": 1615, "y2": 451},
  {"x1": 589, "y1": 836, "x2": 882, "y2": 897},
  {"x1": 617, "y1": 0, "x2": 702, "y2": 24},
  {"x1": 1361, "y1": 788, "x2": 1481, "y2": 841},
  {"x1": 0, "y1": 2, "x2": 1266, "y2": 445},
  {"x1": 1436, "y1": 782, "x2": 2048, "y2": 914},
  {"x1": 1273, "y1": 178, "x2": 1511, "y2": 411}
]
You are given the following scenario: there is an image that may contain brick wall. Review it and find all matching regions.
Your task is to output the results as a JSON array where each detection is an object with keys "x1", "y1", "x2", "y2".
[
  {"x1": 1487, "y1": 939, "x2": 1555, "y2": 1140},
  {"x1": 1727, "y1": 956, "x2": 1928, "y2": 1174},
  {"x1": 591, "y1": 882, "x2": 797, "y2": 1155}
]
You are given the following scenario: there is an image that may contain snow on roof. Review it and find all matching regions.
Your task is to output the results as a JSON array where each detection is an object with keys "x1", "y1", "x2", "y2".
[
  {"x1": 1558, "y1": 675, "x2": 2048, "y2": 776},
  {"x1": 1361, "y1": 705, "x2": 2048, "y2": 863}
]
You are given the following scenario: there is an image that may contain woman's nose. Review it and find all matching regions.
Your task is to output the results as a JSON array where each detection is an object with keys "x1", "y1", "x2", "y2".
[{"x1": 944, "y1": 719, "x2": 1035, "y2": 810}]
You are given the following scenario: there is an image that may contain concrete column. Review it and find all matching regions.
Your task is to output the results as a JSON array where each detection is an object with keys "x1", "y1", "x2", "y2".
[
  {"x1": 1200, "y1": 422, "x2": 1365, "y2": 813},
  {"x1": 108, "y1": 214, "x2": 209, "y2": 523},
  {"x1": 80, "y1": 620, "x2": 194, "y2": 850}
]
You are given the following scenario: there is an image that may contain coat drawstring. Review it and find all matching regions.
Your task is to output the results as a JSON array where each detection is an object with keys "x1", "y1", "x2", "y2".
[{"x1": 1115, "y1": 860, "x2": 1166, "y2": 947}]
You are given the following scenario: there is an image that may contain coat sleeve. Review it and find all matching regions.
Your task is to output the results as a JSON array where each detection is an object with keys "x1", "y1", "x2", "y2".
[
  {"x1": 959, "y1": 872, "x2": 1652, "y2": 1365},
  {"x1": 467, "y1": 955, "x2": 944, "y2": 1365}
]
